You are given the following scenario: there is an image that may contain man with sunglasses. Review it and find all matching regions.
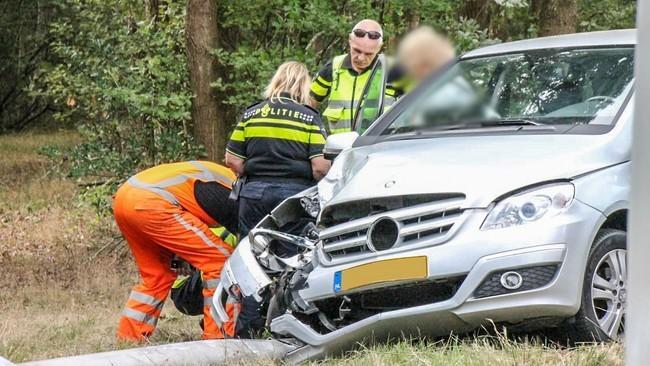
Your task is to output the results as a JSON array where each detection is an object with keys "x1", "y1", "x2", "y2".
[{"x1": 310, "y1": 19, "x2": 384, "y2": 134}]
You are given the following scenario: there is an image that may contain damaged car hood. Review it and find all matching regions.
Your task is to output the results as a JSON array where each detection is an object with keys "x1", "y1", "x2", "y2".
[{"x1": 318, "y1": 133, "x2": 629, "y2": 209}]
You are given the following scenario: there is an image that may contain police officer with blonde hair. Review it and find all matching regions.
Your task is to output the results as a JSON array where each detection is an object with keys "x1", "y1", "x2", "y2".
[
  {"x1": 225, "y1": 60, "x2": 330, "y2": 237},
  {"x1": 225, "y1": 60, "x2": 330, "y2": 337}
]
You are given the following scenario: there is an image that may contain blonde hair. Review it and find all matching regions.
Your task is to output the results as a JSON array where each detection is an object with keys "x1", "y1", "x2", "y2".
[
  {"x1": 264, "y1": 61, "x2": 312, "y2": 105},
  {"x1": 398, "y1": 26, "x2": 456, "y2": 77}
]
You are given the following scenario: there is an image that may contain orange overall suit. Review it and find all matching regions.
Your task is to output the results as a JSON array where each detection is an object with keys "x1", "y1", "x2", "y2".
[{"x1": 113, "y1": 161, "x2": 238, "y2": 340}]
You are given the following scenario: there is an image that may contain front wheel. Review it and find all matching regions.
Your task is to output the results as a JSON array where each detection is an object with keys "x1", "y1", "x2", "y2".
[{"x1": 569, "y1": 229, "x2": 627, "y2": 342}]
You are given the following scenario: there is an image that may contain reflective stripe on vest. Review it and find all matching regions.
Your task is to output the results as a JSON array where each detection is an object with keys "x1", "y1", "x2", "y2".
[
  {"x1": 127, "y1": 161, "x2": 234, "y2": 205},
  {"x1": 322, "y1": 55, "x2": 373, "y2": 134}
]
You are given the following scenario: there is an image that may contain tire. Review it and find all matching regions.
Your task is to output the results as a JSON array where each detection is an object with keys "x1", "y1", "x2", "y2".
[{"x1": 567, "y1": 229, "x2": 627, "y2": 342}]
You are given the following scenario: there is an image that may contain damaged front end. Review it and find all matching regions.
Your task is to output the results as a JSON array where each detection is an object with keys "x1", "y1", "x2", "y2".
[
  {"x1": 212, "y1": 187, "x2": 326, "y2": 335},
  {"x1": 213, "y1": 186, "x2": 467, "y2": 360}
]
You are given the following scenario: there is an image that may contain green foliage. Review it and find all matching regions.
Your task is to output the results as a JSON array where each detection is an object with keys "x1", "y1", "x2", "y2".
[
  {"x1": 77, "y1": 184, "x2": 116, "y2": 218},
  {"x1": 34, "y1": 0, "x2": 203, "y2": 187},
  {"x1": 447, "y1": 17, "x2": 496, "y2": 52},
  {"x1": 579, "y1": 0, "x2": 636, "y2": 31},
  {"x1": 212, "y1": 0, "x2": 497, "y2": 115}
]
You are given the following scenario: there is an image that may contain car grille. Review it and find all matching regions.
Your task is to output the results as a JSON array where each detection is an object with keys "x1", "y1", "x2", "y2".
[{"x1": 319, "y1": 194, "x2": 466, "y2": 260}]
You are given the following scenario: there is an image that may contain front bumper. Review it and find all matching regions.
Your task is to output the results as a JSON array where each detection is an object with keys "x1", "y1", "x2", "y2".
[{"x1": 214, "y1": 199, "x2": 603, "y2": 355}]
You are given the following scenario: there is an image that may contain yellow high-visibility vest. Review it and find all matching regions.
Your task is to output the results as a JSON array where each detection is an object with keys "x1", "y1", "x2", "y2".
[{"x1": 322, "y1": 55, "x2": 375, "y2": 134}]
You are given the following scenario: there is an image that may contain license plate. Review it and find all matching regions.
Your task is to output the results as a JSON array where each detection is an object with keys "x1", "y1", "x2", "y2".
[{"x1": 333, "y1": 256, "x2": 428, "y2": 293}]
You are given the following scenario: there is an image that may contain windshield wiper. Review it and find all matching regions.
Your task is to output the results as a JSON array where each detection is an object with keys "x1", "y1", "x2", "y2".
[
  {"x1": 388, "y1": 126, "x2": 416, "y2": 134},
  {"x1": 384, "y1": 118, "x2": 553, "y2": 138},
  {"x1": 386, "y1": 123, "x2": 475, "y2": 135},
  {"x1": 432, "y1": 118, "x2": 554, "y2": 131},
  {"x1": 479, "y1": 118, "x2": 547, "y2": 127}
]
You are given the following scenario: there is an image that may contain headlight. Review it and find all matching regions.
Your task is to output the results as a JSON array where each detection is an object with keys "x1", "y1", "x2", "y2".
[{"x1": 481, "y1": 183, "x2": 575, "y2": 230}]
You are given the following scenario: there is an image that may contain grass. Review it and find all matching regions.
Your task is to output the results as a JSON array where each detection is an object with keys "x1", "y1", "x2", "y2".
[
  {"x1": 0, "y1": 130, "x2": 79, "y2": 212},
  {"x1": 0, "y1": 130, "x2": 624, "y2": 365},
  {"x1": 311, "y1": 337, "x2": 623, "y2": 366}
]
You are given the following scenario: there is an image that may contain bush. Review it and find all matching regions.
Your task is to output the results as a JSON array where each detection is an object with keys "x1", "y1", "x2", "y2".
[{"x1": 34, "y1": 0, "x2": 203, "y2": 189}]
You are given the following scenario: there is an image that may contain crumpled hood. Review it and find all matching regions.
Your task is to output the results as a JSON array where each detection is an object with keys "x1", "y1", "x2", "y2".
[{"x1": 318, "y1": 133, "x2": 628, "y2": 208}]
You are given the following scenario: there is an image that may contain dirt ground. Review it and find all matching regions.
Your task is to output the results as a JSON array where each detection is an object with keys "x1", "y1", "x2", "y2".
[{"x1": 0, "y1": 131, "x2": 624, "y2": 365}]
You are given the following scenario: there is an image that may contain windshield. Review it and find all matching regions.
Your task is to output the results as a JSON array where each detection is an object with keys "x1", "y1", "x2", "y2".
[{"x1": 379, "y1": 47, "x2": 634, "y2": 136}]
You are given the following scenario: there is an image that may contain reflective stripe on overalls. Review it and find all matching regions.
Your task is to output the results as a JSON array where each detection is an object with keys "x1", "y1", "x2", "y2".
[
  {"x1": 322, "y1": 55, "x2": 373, "y2": 134},
  {"x1": 122, "y1": 290, "x2": 165, "y2": 326},
  {"x1": 127, "y1": 161, "x2": 233, "y2": 205}
]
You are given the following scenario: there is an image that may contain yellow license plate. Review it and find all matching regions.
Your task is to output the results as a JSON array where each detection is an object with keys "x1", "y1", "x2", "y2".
[{"x1": 333, "y1": 256, "x2": 428, "y2": 293}]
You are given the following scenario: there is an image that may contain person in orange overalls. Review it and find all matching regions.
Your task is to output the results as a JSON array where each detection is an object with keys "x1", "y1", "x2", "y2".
[{"x1": 113, "y1": 161, "x2": 239, "y2": 341}]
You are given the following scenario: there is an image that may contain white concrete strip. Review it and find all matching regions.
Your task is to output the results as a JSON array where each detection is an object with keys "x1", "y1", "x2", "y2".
[
  {"x1": 18, "y1": 339, "x2": 295, "y2": 366},
  {"x1": 0, "y1": 356, "x2": 15, "y2": 366}
]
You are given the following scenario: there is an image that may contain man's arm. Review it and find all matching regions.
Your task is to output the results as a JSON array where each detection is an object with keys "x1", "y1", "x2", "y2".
[
  {"x1": 309, "y1": 61, "x2": 333, "y2": 107},
  {"x1": 225, "y1": 152, "x2": 245, "y2": 177}
]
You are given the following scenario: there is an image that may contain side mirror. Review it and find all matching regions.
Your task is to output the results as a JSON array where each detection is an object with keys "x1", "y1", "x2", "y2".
[{"x1": 323, "y1": 132, "x2": 359, "y2": 160}]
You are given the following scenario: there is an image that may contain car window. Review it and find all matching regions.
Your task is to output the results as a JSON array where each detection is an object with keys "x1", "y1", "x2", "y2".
[
  {"x1": 352, "y1": 55, "x2": 386, "y2": 134},
  {"x1": 376, "y1": 48, "x2": 634, "y2": 136}
]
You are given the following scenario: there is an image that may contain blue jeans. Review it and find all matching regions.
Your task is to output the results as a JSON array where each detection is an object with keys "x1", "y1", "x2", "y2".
[
  {"x1": 236, "y1": 180, "x2": 310, "y2": 338},
  {"x1": 238, "y1": 180, "x2": 311, "y2": 238}
]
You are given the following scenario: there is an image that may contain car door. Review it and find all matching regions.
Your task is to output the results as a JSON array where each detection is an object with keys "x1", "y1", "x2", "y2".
[{"x1": 352, "y1": 54, "x2": 388, "y2": 134}]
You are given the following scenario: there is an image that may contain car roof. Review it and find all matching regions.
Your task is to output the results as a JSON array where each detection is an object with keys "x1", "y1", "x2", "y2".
[{"x1": 462, "y1": 29, "x2": 636, "y2": 59}]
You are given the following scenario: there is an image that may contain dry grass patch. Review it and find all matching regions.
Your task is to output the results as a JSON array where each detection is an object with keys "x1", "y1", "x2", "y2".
[
  {"x1": 0, "y1": 130, "x2": 79, "y2": 212},
  {"x1": 0, "y1": 266, "x2": 200, "y2": 363}
]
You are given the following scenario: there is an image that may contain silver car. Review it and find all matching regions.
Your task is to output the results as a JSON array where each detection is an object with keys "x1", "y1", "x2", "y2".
[{"x1": 214, "y1": 29, "x2": 633, "y2": 361}]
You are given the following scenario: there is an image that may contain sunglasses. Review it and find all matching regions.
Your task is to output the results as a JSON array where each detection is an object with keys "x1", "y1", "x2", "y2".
[{"x1": 352, "y1": 28, "x2": 382, "y2": 40}]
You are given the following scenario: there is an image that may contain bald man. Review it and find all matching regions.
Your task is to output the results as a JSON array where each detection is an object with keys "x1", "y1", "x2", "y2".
[{"x1": 309, "y1": 19, "x2": 384, "y2": 134}]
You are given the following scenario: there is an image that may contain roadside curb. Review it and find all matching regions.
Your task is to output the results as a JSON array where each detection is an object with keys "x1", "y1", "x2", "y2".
[{"x1": 17, "y1": 339, "x2": 294, "y2": 366}]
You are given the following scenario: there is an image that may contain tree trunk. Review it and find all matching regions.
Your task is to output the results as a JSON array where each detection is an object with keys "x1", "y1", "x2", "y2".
[
  {"x1": 532, "y1": 0, "x2": 578, "y2": 36},
  {"x1": 459, "y1": 0, "x2": 490, "y2": 21},
  {"x1": 148, "y1": 0, "x2": 160, "y2": 21},
  {"x1": 407, "y1": 7, "x2": 420, "y2": 30},
  {"x1": 186, "y1": 0, "x2": 227, "y2": 161}
]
